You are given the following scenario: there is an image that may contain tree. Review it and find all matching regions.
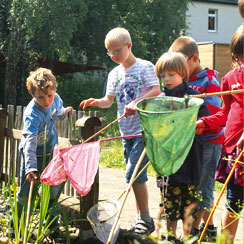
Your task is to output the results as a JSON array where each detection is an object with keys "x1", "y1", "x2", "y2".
[
  {"x1": 0, "y1": 0, "x2": 191, "y2": 106},
  {"x1": 72, "y1": 0, "x2": 191, "y2": 66},
  {"x1": 0, "y1": 0, "x2": 87, "y2": 106}
]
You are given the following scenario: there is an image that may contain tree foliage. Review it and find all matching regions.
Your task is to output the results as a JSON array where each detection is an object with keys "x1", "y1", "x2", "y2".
[
  {"x1": 0, "y1": 0, "x2": 87, "y2": 106},
  {"x1": 72, "y1": 0, "x2": 190, "y2": 66},
  {"x1": 0, "y1": 0, "x2": 191, "y2": 106}
]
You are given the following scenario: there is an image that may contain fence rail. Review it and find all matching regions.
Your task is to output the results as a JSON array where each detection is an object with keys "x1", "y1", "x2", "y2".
[{"x1": 0, "y1": 105, "x2": 102, "y2": 228}]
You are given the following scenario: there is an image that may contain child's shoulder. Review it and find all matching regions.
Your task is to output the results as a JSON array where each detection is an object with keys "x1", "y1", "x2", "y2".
[
  {"x1": 194, "y1": 68, "x2": 219, "y2": 83},
  {"x1": 223, "y1": 65, "x2": 243, "y2": 80},
  {"x1": 136, "y1": 58, "x2": 154, "y2": 67}
]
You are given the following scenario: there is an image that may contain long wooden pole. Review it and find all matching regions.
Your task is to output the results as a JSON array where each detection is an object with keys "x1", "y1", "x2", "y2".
[
  {"x1": 192, "y1": 89, "x2": 244, "y2": 98},
  {"x1": 117, "y1": 161, "x2": 150, "y2": 201},
  {"x1": 106, "y1": 149, "x2": 146, "y2": 244},
  {"x1": 23, "y1": 179, "x2": 34, "y2": 244},
  {"x1": 83, "y1": 114, "x2": 125, "y2": 144},
  {"x1": 198, "y1": 150, "x2": 243, "y2": 244}
]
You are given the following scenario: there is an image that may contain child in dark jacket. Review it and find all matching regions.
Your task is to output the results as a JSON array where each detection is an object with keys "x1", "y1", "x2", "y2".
[{"x1": 154, "y1": 52, "x2": 209, "y2": 242}]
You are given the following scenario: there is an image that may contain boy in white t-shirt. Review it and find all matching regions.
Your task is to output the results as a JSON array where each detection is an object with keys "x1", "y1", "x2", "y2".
[{"x1": 80, "y1": 27, "x2": 160, "y2": 235}]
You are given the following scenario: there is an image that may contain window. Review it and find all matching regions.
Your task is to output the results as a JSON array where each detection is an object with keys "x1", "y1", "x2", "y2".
[{"x1": 208, "y1": 9, "x2": 217, "y2": 32}]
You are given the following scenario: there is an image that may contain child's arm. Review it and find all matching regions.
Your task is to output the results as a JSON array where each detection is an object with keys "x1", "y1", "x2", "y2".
[
  {"x1": 80, "y1": 95, "x2": 115, "y2": 109},
  {"x1": 124, "y1": 85, "x2": 161, "y2": 117},
  {"x1": 23, "y1": 133, "x2": 39, "y2": 184},
  {"x1": 57, "y1": 106, "x2": 73, "y2": 120}
]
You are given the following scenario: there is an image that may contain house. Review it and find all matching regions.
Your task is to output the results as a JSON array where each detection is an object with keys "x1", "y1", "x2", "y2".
[
  {"x1": 186, "y1": 0, "x2": 243, "y2": 79},
  {"x1": 186, "y1": 0, "x2": 242, "y2": 44}
]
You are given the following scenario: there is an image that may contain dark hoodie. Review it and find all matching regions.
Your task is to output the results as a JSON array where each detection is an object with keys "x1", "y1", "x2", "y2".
[{"x1": 157, "y1": 83, "x2": 209, "y2": 186}]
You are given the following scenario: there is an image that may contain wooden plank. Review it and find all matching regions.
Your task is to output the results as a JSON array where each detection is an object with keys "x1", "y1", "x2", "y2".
[
  {"x1": 0, "y1": 109, "x2": 8, "y2": 181},
  {"x1": 59, "y1": 193, "x2": 80, "y2": 212}
]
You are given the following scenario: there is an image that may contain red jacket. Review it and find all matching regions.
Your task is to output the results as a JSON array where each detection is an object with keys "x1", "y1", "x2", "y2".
[{"x1": 201, "y1": 65, "x2": 244, "y2": 154}]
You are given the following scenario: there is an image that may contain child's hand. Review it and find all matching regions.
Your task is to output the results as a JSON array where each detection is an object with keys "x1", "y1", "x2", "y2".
[
  {"x1": 124, "y1": 101, "x2": 137, "y2": 118},
  {"x1": 66, "y1": 106, "x2": 73, "y2": 118},
  {"x1": 237, "y1": 133, "x2": 244, "y2": 151},
  {"x1": 80, "y1": 98, "x2": 97, "y2": 109},
  {"x1": 195, "y1": 120, "x2": 205, "y2": 135},
  {"x1": 26, "y1": 171, "x2": 38, "y2": 184}
]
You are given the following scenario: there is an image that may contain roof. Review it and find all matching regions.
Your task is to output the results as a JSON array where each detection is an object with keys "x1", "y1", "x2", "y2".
[
  {"x1": 38, "y1": 58, "x2": 106, "y2": 75},
  {"x1": 0, "y1": 54, "x2": 106, "y2": 75},
  {"x1": 192, "y1": 0, "x2": 238, "y2": 4}
]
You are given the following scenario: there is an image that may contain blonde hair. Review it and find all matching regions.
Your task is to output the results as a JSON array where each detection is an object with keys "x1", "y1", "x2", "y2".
[
  {"x1": 169, "y1": 36, "x2": 199, "y2": 58},
  {"x1": 239, "y1": 0, "x2": 244, "y2": 18},
  {"x1": 230, "y1": 24, "x2": 244, "y2": 67},
  {"x1": 105, "y1": 27, "x2": 131, "y2": 46},
  {"x1": 26, "y1": 67, "x2": 57, "y2": 96},
  {"x1": 155, "y1": 52, "x2": 189, "y2": 82}
]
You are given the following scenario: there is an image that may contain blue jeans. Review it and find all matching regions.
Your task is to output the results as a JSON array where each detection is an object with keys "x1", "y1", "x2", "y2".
[
  {"x1": 122, "y1": 137, "x2": 148, "y2": 184},
  {"x1": 16, "y1": 150, "x2": 60, "y2": 220},
  {"x1": 198, "y1": 142, "x2": 222, "y2": 210}
]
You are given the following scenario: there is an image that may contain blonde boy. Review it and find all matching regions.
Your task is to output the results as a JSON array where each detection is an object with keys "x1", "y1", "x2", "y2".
[
  {"x1": 170, "y1": 36, "x2": 224, "y2": 241},
  {"x1": 80, "y1": 27, "x2": 161, "y2": 235}
]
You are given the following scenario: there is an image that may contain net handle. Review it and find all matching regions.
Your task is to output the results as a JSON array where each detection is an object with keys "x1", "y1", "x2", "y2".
[
  {"x1": 191, "y1": 89, "x2": 244, "y2": 98},
  {"x1": 106, "y1": 149, "x2": 146, "y2": 244}
]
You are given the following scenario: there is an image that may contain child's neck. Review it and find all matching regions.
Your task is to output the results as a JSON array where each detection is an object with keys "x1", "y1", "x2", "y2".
[
  {"x1": 122, "y1": 53, "x2": 137, "y2": 69},
  {"x1": 191, "y1": 65, "x2": 203, "y2": 77}
]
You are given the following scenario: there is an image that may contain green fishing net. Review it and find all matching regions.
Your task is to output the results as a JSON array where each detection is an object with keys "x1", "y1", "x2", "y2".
[{"x1": 136, "y1": 96, "x2": 204, "y2": 176}]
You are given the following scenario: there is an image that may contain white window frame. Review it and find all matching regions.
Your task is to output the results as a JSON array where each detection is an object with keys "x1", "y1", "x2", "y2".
[{"x1": 208, "y1": 9, "x2": 218, "y2": 32}]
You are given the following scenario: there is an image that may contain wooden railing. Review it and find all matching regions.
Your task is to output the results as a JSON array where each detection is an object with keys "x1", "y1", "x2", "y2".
[{"x1": 0, "y1": 105, "x2": 102, "y2": 233}]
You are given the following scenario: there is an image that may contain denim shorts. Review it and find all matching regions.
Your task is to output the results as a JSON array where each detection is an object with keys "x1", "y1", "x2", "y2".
[
  {"x1": 225, "y1": 175, "x2": 244, "y2": 214},
  {"x1": 197, "y1": 142, "x2": 222, "y2": 210},
  {"x1": 122, "y1": 137, "x2": 148, "y2": 184}
]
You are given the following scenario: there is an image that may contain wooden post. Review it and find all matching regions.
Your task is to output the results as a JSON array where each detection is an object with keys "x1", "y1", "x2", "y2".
[
  {"x1": 0, "y1": 109, "x2": 8, "y2": 182},
  {"x1": 75, "y1": 112, "x2": 101, "y2": 241}
]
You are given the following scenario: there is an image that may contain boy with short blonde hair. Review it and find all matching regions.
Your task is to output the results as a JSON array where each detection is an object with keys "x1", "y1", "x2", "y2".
[
  {"x1": 80, "y1": 27, "x2": 161, "y2": 235},
  {"x1": 170, "y1": 36, "x2": 224, "y2": 241}
]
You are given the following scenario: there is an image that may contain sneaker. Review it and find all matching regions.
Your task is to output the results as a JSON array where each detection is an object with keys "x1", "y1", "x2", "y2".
[
  {"x1": 167, "y1": 235, "x2": 184, "y2": 244},
  {"x1": 188, "y1": 227, "x2": 200, "y2": 244},
  {"x1": 199, "y1": 224, "x2": 217, "y2": 242},
  {"x1": 127, "y1": 218, "x2": 155, "y2": 235}
]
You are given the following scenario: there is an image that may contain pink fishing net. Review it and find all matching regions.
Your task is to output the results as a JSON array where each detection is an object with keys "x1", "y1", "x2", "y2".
[{"x1": 40, "y1": 141, "x2": 100, "y2": 196}]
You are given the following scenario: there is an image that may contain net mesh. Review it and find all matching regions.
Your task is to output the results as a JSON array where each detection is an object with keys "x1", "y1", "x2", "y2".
[
  {"x1": 136, "y1": 96, "x2": 203, "y2": 176},
  {"x1": 87, "y1": 200, "x2": 120, "y2": 244}
]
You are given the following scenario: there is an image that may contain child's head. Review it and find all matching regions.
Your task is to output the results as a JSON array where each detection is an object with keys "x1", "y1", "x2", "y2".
[
  {"x1": 239, "y1": 0, "x2": 244, "y2": 18},
  {"x1": 230, "y1": 24, "x2": 244, "y2": 66},
  {"x1": 26, "y1": 67, "x2": 57, "y2": 108},
  {"x1": 169, "y1": 36, "x2": 200, "y2": 77},
  {"x1": 104, "y1": 27, "x2": 132, "y2": 64},
  {"x1": 155, "y1": 52, "x2": 189, "y2": 90}
]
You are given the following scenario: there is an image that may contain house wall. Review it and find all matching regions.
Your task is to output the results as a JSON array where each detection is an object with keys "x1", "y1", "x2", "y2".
[
  {"x1": 198, "y1": 42, "x2": 232, "y2": 81},
  {"x1": 186, "y1": 2, "x2": 242, "y2": 44}
]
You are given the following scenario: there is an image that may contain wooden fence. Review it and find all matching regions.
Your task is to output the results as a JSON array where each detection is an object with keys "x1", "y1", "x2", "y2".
[{"x1": 0, "y1": 104, "x2": 103, "y2": 233}]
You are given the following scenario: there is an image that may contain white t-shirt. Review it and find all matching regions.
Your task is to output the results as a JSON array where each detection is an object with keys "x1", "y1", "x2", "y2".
[{"x1": 106, "y1": 58, "x2": 159, "y2": 136}]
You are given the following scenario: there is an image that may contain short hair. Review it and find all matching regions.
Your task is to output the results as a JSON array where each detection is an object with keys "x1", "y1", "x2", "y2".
[
  {"x1": 169, "y1": 36, "x2": 199, "y2": 58},
  {"x1": 104, "y1": 27, "x2": 131, "y2": 46},
  {"x1": 26, "y1": 67, "x2": 57, "y2": 96},
  {"x1": 230, "y1": 24, "x2": 244, "y2": 66},
  {"x1": 155, "y1": 52, "x2": 189, "y2": 82},
  {"x1": 239, "y1": 0, "x2": 244, "y2": 18}
]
